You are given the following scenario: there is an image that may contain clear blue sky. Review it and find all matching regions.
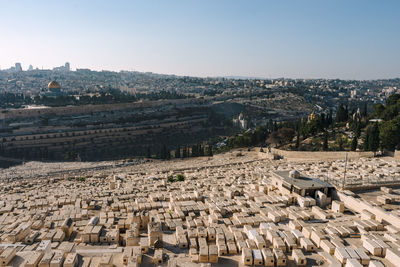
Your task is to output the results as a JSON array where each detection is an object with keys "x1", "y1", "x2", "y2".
[{"x1": 1, "y1": 0, "x2": 399, "y2": 79}]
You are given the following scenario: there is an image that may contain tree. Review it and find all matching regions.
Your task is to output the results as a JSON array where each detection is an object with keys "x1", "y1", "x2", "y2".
[
  {"x1": 175, "y1": 146, "x2": 181, "y2": 158},
  {"x1": 146, "y1": 146, "x2": 151, "y2": 158},
  {"x1": 273, "y1": 121, "x2": 278, "y2": 132},
  {"x1": 363, "y1": 131, "x2": 370, "y2": 151},
  {"x1": 372, "y1": 103, "x2": 385, "y2": 119},
  {"x1": 266, "y1": 131, "x2": 281, "y2": 148},
  {"x1": 355, "y1": 122, "x2": 361, "y2": 138},
  {"x1": 320, "y1": 113, "x2": 326, "y2": 130},
  {"x1": 198, "y1": 144, "x2": 204, "y2": 156},
  {"x1": 327, "y1": 109, "x2": 333, "y2": 125},
  {"x1": 182, "y1": 147, "x2": 188, "y2": 158},
  {"x1": 336, "y1": 134, "x2": 345, "y2": 151},
  {"x1": 295, "y1": 131, "x2": 300, "y2": 150},
  {"x1": 362, "y1": 102, "x2": 368, "y2": 118},
  {"x1": 368, "y1": 123, "x2": 380, "y2": 152},
  {"x1": 161, "y1": 144, "x2": 167, "y2": 159},
  {"x1": 351, "y1": 136, "x2": 358, "y2": 151},
  {"x1": 277, "y1": 128, "x2": 295, "y2": 144},
  {"x1": 191, "y1": 145, "x2": 197, "y2": 157},
  {"x1": 176, "y1": 174, "x2": 185, "y2": 182},
  {"x1": 207, "y1": 145, "x2": 213, "y2": 156},
  {"x1": 386, "y1": 94, "x2": 400, "y2": 106},
  {"x1": 379, "y1": 117, "x2": 400, "y2": 150},
  {"x1": 323, "y1": 131, "x2": 329, "y2": 151},
  {"x1": 336, "y1": 104, "x2": 347, "y2": 122}
]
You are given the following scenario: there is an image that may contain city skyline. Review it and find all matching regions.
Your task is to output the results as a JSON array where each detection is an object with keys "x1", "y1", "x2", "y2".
[{"x1": 1, "y1": 0, "x2": 400, "y2": 80}]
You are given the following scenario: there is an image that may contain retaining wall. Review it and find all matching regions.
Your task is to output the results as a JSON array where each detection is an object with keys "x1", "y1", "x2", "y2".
[
  {"x1": 261, "y1": 148, "x2": 374, "y2": 161},
  {"x1": 395, "y1": 150, "x2": 400, "y2": 160}
]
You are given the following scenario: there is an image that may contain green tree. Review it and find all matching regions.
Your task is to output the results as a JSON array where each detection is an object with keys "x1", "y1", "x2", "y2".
[
  {"x1": 362, "y1": 102, "x2": 368, "y2": 118},
  {"x1": 191, "y1": 145, "x2": 197, "y2": 157},
  {"x1": 327, "y1": 109, "x2": 333, "y2": 125},
  {"x1": 379, "y1": 117, "x2": 400, "y2": 150},
  {"x1": 207, "y1": 145, "x2": 213, "y2": 156},
  {"x1": 336, "y1": 104, "x2": 347, "y2": 122},
  {"x1": 198, "y1": 144, "x2": 204, "y2": 156},
  {"x1": 368, "y1": 123, "x2": 380, "y2": 152},
  {"x1": 161, "y1": 144, "x2": 167, "y2": 159},
  {"x1": 363, "y1": 132, "x2": 370, "y2": 151},
  {"x1": 176, "y1": 174, "x2": 185, "y2": 182},
  {"x1": 266, "y1": 131, "x2": 281, "y2": 148},
  {"x1": 295, "y1": 131, "x2": 300, "y2": 150},
  {"x1": 372, "y1": 103, "x2": 385, "y2": 119},
  {"x1": 323, "y1": 131, "x2": 329, "y2": 151},
  {"x1": 277, "y1": 128, "x2": 295, "y2": 144},
  {"x1": 336, "y1": 134, "x2": 345, "y2": 151},
  {"x1": 146, "y1": 146, "x2": 151, "y2": 158},
  {"x1": 351, "y1": 136, "x2": 358, "y2": 151},
  {"x1": 175, "y1": 146, "x2": 181, "y2": 158}
]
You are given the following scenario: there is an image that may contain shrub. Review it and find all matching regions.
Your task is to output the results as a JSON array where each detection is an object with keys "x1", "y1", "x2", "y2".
[
  {"x1": 176, "y1": 174, "x2": 185, "y2": 182},
  {"x1": 76, "y1": 176, "x2": 86, "y2": 182}
]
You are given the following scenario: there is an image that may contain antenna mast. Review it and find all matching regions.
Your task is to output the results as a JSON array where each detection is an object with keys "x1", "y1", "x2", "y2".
[{"x1": 342, "y1": 152, "x2": 348, "y2": 189}]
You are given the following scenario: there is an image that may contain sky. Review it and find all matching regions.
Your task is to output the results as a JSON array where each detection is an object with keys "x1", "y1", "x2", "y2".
[{"x1": 0, "y1": 0, "x2": 399, "y2": 80}]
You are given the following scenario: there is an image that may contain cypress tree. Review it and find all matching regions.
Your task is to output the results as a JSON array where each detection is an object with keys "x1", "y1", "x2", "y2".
[
  {"x1": 175, "y1": 146, "x2": 181, "y2": 158},
  {"x1": 207, "y1": 145, "x2": 213, "y2": 156},
  {"x1": 355, "y1": 121, "x2": 361, "y2": 138},
  {"x1": 362, "y1": 102, "x2": 368, "y2": 118},
  {"x1": 295, "y1": 131, "x2": 300, "y2": 150},
  {"x1": 328, "y1": 109, "x2": 333, "y2": 125},
  {"x1": 200, "y1": 144, "x2": 205, "y2": 156},
  {"x1": 364, "y1": 132, "x2": 370, "y2": 151},
  {"x1": 336, "y1": 104, "x2": 346, "y2": 122},
  {"x1": 369, "y1": 123, "x2": 380, "y2": 152},
  {"x1": 146, "y1": 146, "x2": 151, "y2": 158},
  {"x1": 351, "y1": 136, "x2": 358, "y2": 151},
  {"x1": 323, "y1": 131, "x2": 329, "y2": 151},
  {"x1": 161, "y1": 144, "x2": 167, "y2": 159},
  {"x1": 191, "y1": 145, "x2": 197, "y2": 157}
]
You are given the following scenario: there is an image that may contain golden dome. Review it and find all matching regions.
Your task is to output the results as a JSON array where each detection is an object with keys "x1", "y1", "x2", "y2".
[
  {"x1": 48, "y1": 81, "x2": 61, "y2": 89},
  {"x1": 308, "y1": 110, "x2": 317, "y2": 121}
]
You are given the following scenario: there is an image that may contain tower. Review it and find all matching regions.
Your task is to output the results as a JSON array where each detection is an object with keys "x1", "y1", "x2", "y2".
[{"x1": 15, "y1": 63, "x2": 22, "y2": 72}]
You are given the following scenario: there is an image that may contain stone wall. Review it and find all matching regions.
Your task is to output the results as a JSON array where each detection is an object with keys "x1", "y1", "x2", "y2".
[
  {"x1": 262, "y1": 148, "x2": 374, "y2": 161},
  {"x1": 0, "y1": 98, "x2": 206, "y2": 120},
  {"x1": 395, "y1": 150, "x2": 400, "y2": 160}
]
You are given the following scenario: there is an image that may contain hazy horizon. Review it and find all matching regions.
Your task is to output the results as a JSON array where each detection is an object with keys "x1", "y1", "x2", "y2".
[{"x1": 1, "y1": 0, "x2": 400, "y2": 80}]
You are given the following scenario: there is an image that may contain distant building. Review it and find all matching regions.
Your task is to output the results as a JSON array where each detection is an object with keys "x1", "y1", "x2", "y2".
[
  {"x1": 40, "y1": 81, "x2": 63, "y2": 97},
  {"x1": 352, "y1": 108, "x2": 361, "y2": 121},
  {"x1": 53, "y1": 62, "x2": 71, "y2": 72},
  {"x1": 15, "y1": 63, "x2": 22, "y2": 72},
  {"x1": 307, "y1": 110, "x2": 317, "y2": 122},
  {"x1": 233, "y1": 113, "x2": 248, "y2": 130}
]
